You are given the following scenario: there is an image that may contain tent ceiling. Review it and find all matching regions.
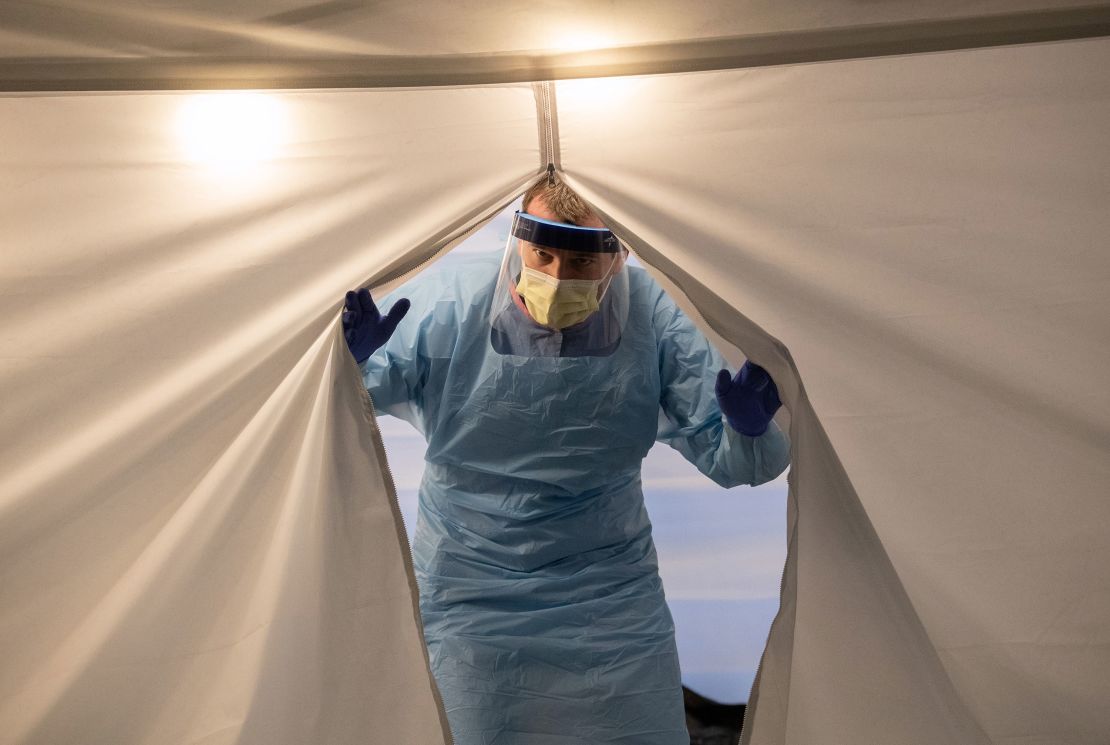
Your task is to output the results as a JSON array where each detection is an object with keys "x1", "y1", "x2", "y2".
[{"x1": 1, "y1": 1, "x2": 1109, "y2": 90}]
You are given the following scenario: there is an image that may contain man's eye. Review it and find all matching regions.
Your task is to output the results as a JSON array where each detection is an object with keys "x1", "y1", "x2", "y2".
[
  {"x1": 573, "y1": 259, "x2": 595, "y2": 267},
  {"x1": 533, "y1": 249, "x2": 551, "y2": 260}
]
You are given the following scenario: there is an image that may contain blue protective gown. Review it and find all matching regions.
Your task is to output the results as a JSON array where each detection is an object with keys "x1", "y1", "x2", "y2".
[{"x1": 360, "y1": 253, "x2": 790, "y2": 745}]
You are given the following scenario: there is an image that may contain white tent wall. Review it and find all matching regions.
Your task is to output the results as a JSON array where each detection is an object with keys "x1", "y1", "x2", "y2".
[
  {"x1": 0, "y1": 86, "x2": 540, "y2": 744},
  {"x1": 1, "y1": 3, "x2": 1109, "y2": 745},
  {"x1": 559, "y1": 38, "x2": 1110, "y2": 744}
]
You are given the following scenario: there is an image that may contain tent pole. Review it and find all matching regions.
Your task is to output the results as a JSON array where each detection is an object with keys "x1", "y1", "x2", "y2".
[{"x1": 2, "y1": 6, "x2": 1109, "y2": 92}]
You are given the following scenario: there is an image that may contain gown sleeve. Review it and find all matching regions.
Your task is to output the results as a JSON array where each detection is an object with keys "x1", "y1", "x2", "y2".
[
  {"x1": 357, "y1": 280, "x2": 434, "y2": 432},
  {"x1": 653, "y1": 291, "x2": 790, "y2": 488},
  {"x1": 357, "y1": 252, "x2": 500, "y2": 437}
]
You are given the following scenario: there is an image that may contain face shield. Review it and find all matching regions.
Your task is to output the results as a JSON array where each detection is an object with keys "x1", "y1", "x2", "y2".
[{"x1": 490, "y1": 211, "x2": 630, "y2": 358}]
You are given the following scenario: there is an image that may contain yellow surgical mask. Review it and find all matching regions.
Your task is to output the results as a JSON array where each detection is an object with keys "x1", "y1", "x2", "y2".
[{"x1": 516, "y1": 267, "x2": 601, "y2": 329}]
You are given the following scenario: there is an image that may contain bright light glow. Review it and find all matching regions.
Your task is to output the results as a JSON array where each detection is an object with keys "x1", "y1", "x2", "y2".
[
  {"x1": 557, "y1": 76, "x2": 645, "y2": 109},
  {"x1": 549, "y1": 31, "x2": 613, "y2": 52},
  {"x1": 176, "y1": 93, "x2": 288, "y2": 169}
]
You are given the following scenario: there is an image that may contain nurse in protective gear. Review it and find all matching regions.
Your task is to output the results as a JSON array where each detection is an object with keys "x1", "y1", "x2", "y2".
[{"x1": 343, "y1": 177, "x2": 790, "y2": 745}]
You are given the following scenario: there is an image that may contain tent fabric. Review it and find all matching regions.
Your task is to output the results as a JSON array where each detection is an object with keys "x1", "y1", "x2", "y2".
[
  {"x1": 1, "y1": 4, "x2": 1109, "y2": 745},
  {"x1": 0, "y1": 85, "x2": 540, "y2": 744},
  {"x1": 559, "y1": 37, "x2": 1110, "y2": 744}
]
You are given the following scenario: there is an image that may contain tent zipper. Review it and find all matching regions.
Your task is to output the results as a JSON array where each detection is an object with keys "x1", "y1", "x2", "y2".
[
  {"x1": 534, "y1": 81, "x2": 561, "y2": 178},
  {"x1": 738, "y1": 465, "x2": 794, "y2": 744},
  {"x1": 359, "y1": 386, "x2": 457, "y2": 745}
]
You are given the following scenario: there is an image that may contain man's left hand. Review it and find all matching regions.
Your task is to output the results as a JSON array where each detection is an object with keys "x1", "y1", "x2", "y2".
[{"x1": 715, "y1": 361, "x2": 782, "y2": 437}]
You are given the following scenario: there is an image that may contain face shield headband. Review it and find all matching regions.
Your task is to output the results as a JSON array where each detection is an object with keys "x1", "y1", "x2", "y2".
[{"x1": 510, "y1": 212, "x2": 622, "y2": 254}]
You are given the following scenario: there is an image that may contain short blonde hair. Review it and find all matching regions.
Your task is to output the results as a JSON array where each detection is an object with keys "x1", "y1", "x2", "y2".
[{"x1": 521, "y1": 175, "x2": 598, "y2": 225}]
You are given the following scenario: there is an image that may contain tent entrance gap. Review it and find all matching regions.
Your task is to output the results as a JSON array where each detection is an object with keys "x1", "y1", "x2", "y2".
[{"x1": 368, "y1": 193, "x2": 791, "y2": 720}]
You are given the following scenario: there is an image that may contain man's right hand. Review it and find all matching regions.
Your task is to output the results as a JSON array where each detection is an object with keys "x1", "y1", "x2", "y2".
[{"x1": 342, "y1": 288, "x2": 411, "y2": 364}]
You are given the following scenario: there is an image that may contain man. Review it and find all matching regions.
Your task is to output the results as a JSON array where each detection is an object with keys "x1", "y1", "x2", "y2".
[{"x1": 342, "y1": 177, "x2": 789, "y2": 744}]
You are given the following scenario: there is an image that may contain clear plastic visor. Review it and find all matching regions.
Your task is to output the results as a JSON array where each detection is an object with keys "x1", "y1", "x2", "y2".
[{"x1": 489, "y1": 212, "x2": 629, "y2": 358}]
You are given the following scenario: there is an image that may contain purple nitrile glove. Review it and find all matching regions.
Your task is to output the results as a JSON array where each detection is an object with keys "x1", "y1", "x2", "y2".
[
  {"x1": 341, "y1": 288, "x2": 410, "y2": 364},
  {"x1": 715, "y1": 360, "x2": 782, "y2": 437}
]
